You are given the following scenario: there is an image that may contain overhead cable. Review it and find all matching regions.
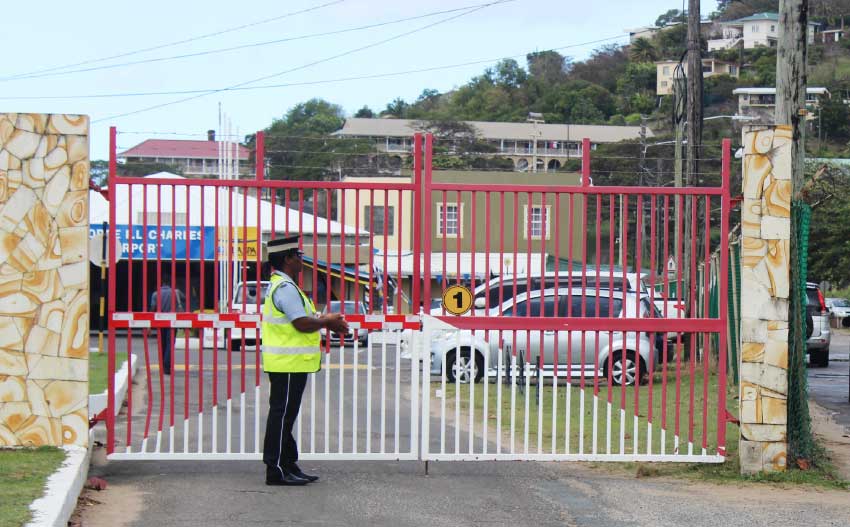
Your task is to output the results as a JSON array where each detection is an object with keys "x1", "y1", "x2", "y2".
[
  {"x1": 92, "y1": 0, "x2": 513, "y2": 123},
  {"x1": 0, "y1": 0, "x2": 345, "y2": 81},
  {"x1": 2, "y1": 2, "x2": 508, "y2": 82},
  {"x1": 2, "y1": 34, "x2": 624, "y2": 101}
]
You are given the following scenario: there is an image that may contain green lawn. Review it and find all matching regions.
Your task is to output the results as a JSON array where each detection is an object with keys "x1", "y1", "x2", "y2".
[
  {"x1": 0, "y1": 447, "x2": 66, "y2": 526},
  {"x1": 440, "y1": 370, "x2": 730, "y2": 456},
  {"x1": 88, "y1": 351, "x2": 128, "y2": 394}
]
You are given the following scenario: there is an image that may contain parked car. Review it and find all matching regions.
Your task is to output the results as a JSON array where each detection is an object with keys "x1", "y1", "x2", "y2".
[
  {"x1": 806, "y1": 282, "x2": 831, "y2": 367},
  {"x1": 320, "y1": 300, "x2": 369, "y2": 346},
  {"x1": 826, "y1": 297, "x2": 850, "y2": 328},
  {"x1": 467, "y1": 271, "x2": 649, "y2": 314},
  {"x1": 202, "y1": 280, "x2": 269, "y2": 348},
  {"x1": 427, "y1": 287, "x2": 662, "y2": 386}
]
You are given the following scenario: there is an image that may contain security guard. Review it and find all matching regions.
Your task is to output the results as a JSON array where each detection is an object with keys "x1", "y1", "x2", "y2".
[{"x1": 261, "y1": 235, "x2": 349, "y2": 486}]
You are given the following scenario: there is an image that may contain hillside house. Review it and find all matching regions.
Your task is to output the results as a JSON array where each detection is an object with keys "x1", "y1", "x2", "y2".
[
  {"x1": 656, "y1": 58, "x2": 739, "y2": 95},
  {"x1": 707, "y1": 12, "x2": 817, "y2": 51}
]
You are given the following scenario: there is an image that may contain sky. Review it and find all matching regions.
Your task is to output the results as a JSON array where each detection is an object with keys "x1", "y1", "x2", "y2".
[{"x1": 2, "y1": 0, "x2": 720, "y2": 160}]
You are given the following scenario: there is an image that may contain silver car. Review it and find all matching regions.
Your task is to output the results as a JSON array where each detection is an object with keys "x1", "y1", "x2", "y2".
[
  {"x1": 320, "y1": 300, "x2": 369, "y2": 346},
  {"x1": 428, "y1": 288, "x2": 659, "y2": 386},
  {"x1": 806, "y1": 283, "x2": 831, "y2": 367}
]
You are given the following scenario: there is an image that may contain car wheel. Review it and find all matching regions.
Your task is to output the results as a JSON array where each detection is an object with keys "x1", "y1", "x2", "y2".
[
  {"x1": 605, "y1": 350, "x2": 645, "y2": 386},
  {"x1": 446, "y1": 348, "x2": 484, "y2": 384},
  {"x1": 811, "y1": 348, "x2": 830, "y2": 368},
  {"x1": 842, "y1": 317, "x2": 850, "y2": 329}
]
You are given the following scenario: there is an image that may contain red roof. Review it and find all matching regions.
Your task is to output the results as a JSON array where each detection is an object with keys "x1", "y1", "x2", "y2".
[{"x1": 119, "y1": 139, "x2": 250, "y2": 160}]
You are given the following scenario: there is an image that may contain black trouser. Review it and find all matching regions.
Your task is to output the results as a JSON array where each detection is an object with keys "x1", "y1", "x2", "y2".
[
  {"x1": 263, "y1": 372, "x2": 308, "y2": 473},
  {"x1": 158, "y1": 328, "x2": 173, "y2": 374}
]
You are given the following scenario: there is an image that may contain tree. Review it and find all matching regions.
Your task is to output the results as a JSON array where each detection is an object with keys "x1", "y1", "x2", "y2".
[
  {"x1": 382, "y1": 97, "x2": 409, "y2": 118},
  {"x1": 569, "y1": 98, "x2": 605, "y2": 123},
  {"x1": 91, "y1": 159, "x2": 108, "y2": 185},
  {"x1": 568, "y1": 44, "x2": 629, "y2": 93},
  {"x1": 818, "y1": 97, "x2": 850, "y2": 141},
  {"x1": 718, "y1": 0, "x2": 779, "y2": 20},
  {"x1": 354, "y1": 106, "x2": 374, "y2": 118},
  {"x1": 655, "y1": 8, "x2": 685, "y2": 27},
  {"x1": 629, "y1": 38, "x2": 658, "y2": 63},
  {"x1": 526, "y1": 51, "x2": 570, "y2": 84},
  {"x1": 492, "y1": 59, "x2": 528, "y2": 89}
]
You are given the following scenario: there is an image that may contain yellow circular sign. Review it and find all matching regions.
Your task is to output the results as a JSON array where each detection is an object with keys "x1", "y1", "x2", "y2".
[{"x1": 441, "y1": 285, "x2": 473, "y2": 315}]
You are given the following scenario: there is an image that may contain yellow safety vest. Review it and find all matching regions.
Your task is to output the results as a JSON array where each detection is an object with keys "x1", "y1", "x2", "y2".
[{"x1": 261, "y1": 273, "x2": 321, "y2": 373}]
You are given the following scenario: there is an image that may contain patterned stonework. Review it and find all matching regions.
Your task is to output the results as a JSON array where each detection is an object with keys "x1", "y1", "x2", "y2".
[
  {"x1": 0, "y1": 113, "x2": 89, "y2": 448},
  {"x1": 740, "y1": 125, "x2": 790, "y2": 473}
]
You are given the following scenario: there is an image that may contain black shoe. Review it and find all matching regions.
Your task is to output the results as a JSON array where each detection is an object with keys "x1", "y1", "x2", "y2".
[
  {"x1": 287, "y1": 463, "x2": 319, "y2": 482},
  {"x1": 266, "y1": 467, "x2": 309, "y2": 486}
]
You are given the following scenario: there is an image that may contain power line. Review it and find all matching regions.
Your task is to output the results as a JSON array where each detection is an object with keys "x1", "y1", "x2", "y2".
[
  {"x1": 93, "y1": 0, "x2": 513, "y2": 124},
  {"x1": 0, "y1": 0, "x2": 345, "y2": 81},
  {"x1": 2, "y1": 35, "x2": 625, "y2": 101},
  {"x1": 2, "y1": 2, "x2": 504, "y2": 82}
]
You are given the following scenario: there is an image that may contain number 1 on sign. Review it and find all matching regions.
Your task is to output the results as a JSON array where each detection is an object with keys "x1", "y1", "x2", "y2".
[{"x1": 442, "y1": 285, "x2": 472, "y2": 316}]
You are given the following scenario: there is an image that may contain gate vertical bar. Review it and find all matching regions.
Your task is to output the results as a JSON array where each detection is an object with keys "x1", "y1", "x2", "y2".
[
  {"x1": 107, "y1": 126, "x2": 118, "y2": 455},
  {"x1": 716, "y1": 138, "x2": 731, "y2": 456}
]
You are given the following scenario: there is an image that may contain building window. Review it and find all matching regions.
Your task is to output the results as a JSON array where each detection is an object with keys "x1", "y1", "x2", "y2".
[
  {"x1": 752, "y1": 24, "x2": 759, "y2": 32},
  {"x1": 660, "y1": 81, "x2": 668, "y2": 87},
  {"x1": 437, "y1": 203, "x2": 461, "y2": 238},
  {"x1": 364, "y1": 205, "x2": 394, "y2": 236},
  {"x1": 524, "y1": 205, "x2": 551, "y2": 240},
  {"x1": 662, "y1": 66, "x2": 670, "y2": 75},
  {"x1": 770, "y1": 25, "x2": 775, "y2": 32}
]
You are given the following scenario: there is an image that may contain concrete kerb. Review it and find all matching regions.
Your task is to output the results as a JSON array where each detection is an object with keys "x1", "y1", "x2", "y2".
[{"x1": 24, "y1": 353, "x2": 138, "y2": 527}]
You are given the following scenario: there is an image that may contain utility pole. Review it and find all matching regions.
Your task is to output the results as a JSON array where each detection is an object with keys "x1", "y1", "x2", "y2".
[
  {"x1": 673, "y1": 66, "x2": 686, "y2": 282},
  {"x1": 638, "y1": 116, "x2": 648, "y2": 270},
  {"x1": 776, "y1": 0, "x2": 812, "y2": 462},
  {"x1": 684, "y1": 0, "x2": 703, "y2": 302}
]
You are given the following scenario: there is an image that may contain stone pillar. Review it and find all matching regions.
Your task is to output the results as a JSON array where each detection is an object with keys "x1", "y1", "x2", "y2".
[
  {"x1": 0, "y1": 113, "x2": 90, "y2": 448},
  {"x1": 739, "y1": 125, "x2": 790, "y2": 473}
]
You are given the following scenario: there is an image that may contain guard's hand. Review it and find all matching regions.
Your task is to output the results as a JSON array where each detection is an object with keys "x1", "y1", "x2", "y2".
[{"x1": 324, "y1": 313, "x2": 350, "y2": 335}]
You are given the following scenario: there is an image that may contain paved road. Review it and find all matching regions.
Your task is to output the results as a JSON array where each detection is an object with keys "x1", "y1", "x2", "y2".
[{"x1": 808, "y1": 327, "x2": 850, "y2": 431}]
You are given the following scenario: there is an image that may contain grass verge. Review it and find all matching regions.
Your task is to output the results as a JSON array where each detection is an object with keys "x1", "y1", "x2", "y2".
[
  {"x1": 439, "y1": 372, "x2": 850, "y2": 489},
  {"x1": 89, "y1": 350, "x2": 128, "y2": 394},
  {"x1": 0, "y1": 447, "x2": 66, "y2": 526}
]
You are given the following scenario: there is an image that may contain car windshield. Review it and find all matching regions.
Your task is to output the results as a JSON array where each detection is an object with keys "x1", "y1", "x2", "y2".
[
  {"x1": 831, "y1": 298, "x2": 850, "y2": 307},
  {"x1": 327, "y1": 301, "x2": 364, "y2": 314},
  {"x1": 805, "y1": 288, "x2": 820, "y2": 307},
  {"x1": 234, "y1": 283, "x2": 267, "y2": 305}
]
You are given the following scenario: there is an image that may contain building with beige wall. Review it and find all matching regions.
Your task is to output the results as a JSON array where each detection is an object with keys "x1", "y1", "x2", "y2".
[
  {"x1": 733, "y1": 87, "x2": 829, "y2": 122},
  {"x1": 656, "y1": 59, "x2": 739, "y2": 95},
  {"x1": 333, "y1": 118, "x2": 650, "y2": 174}
]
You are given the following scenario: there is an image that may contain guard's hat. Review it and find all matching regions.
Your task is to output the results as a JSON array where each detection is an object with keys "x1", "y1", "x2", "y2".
[{"x1": 266, "y1": 235, "x2": 301, "y2": 256}]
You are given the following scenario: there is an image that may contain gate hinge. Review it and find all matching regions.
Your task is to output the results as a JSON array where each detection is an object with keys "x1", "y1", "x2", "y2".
[{"x1": 723, "y1": 408, "x2": 739, "y2": 426}]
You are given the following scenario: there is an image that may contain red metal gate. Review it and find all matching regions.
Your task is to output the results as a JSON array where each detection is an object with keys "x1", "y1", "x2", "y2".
[
  {"x1": 419, "y1": 136, "x2": 732, "y2": 461},
  {"x1": 105, "y1": 129, "x2": 732, "y2": 462}
]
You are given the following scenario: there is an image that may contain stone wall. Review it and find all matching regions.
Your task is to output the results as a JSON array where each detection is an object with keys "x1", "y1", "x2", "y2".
[
  {"x1": 0, "y1": 113, "x2": 90, "y2": 448},
  {"x1": 739, "y1": 125, "x2": 790, "y2": 473}
]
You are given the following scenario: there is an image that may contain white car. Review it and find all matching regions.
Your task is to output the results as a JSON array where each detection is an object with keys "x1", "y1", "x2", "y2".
[
  {"x1": 202, "y1": 281, "x2": 269, "y2": 348},
  {"x1": 427, "y1": 287, "x2": 661, "y2": 386},
  {"x1": 826, "y1": 297, "x2": 850, "y2": 328}
]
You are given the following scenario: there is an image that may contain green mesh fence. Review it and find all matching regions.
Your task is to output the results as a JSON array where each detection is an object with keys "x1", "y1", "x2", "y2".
[
  {"x1": 788, "y1": 201, "x2": 814, "y2": 461},
  {"x1": 694, "y1": 234, "x2": 741, "y2": 384}
]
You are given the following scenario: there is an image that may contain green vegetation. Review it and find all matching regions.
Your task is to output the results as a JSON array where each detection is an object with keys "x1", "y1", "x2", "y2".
[
  {"x1": 0, "y1": 447, "x2": 66, "y2": 526},
  {"x1": 441, "y1": 371, "x2": 728, "y2": 457},
  {"x1": 89, "y1": 350, "x2": 128, "y2": 394},
  {"x1": 439, "y1": 372, "x2": 849, "y2": 489}
]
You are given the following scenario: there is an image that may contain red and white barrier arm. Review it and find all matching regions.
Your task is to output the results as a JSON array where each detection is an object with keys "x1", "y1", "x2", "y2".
[{"x1": 110, "y1": 312, "x2": 422, "y2": 331}]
